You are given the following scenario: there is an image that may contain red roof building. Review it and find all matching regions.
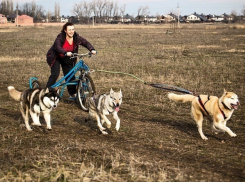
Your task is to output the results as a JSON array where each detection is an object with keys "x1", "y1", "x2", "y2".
[
  {"x1": 0, "y1": 14, "x2": 7, "y2": 24},
  {"x1": 16, "y1": 15, "x2": 33, "y2": 25}
]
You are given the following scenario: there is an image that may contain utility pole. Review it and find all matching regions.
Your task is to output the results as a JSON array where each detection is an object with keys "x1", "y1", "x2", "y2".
[
  {"x1": 177, "y1": 3, "x2": 180, "y2": 29},
  {"x1": 16, "y1": 3, "x2": 18, "y2": 27}
]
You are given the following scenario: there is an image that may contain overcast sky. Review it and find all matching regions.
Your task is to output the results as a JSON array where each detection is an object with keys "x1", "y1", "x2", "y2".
[{"x1": 12, "y1": 0, "x2": 245, "y2": 16}]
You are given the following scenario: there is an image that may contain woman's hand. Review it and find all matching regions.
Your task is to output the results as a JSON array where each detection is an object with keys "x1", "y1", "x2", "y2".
[
  {"x1": 66, "y1": 52, "x2": 72, "y2": 57},
  {"x1": 91, "y1": 50, "x2": 97, "y2": 55}
]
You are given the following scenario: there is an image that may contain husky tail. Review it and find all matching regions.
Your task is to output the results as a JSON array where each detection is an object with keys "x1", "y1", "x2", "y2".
[
  {"x1": 168, "y1": 93, "x2": 195, "y2": 103},
  {"x1": 8, "y1": 86, "x2": 22, "y2": 101}
]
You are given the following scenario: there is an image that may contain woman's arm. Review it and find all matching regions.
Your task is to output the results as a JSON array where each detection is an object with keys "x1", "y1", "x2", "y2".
[{"x1": 54, "y1": 34, "x2": 66, "y2": 55}]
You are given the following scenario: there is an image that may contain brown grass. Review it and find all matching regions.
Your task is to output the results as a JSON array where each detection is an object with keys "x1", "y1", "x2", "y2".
[{"x1": 0, "y1": 24, "x2": 245, "y2": 181}]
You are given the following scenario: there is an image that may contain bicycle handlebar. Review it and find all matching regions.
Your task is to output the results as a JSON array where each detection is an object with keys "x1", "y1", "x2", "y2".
[{"x1": 70, "y1": 52, "x2": 93, "y2": 59}]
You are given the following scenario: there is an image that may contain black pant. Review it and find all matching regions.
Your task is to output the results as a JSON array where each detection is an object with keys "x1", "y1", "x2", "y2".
[{"x1": 46, "y1": 59, "x2": 76, "y2": 96}]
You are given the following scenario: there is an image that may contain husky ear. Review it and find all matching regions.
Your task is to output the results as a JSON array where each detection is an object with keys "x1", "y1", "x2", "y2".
[
  {"x1": 119, "y1": 89, "x2": 122, "y2": 94},
  {"x1": 224, "y1": 88, "x2": 227, "y2": 94},
  {"x1": 55, "y1": 87, "x2": 59, "y2": 94},
  {"x1": 110, "y1": 88, "x2": 114, "y2": 95},
  {"x1": 45, "y1": 87, "x2": 49, "y2": 94}
]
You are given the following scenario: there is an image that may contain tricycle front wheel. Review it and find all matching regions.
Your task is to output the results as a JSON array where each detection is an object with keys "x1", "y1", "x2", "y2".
[{"x1": 76, "y1": 75, "x2": 96, "y2": 111}]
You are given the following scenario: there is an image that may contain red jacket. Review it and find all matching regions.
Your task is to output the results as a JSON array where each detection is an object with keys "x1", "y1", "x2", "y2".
[{"x1": 46, "y1": 31, "x2": 95, "y2": 67}]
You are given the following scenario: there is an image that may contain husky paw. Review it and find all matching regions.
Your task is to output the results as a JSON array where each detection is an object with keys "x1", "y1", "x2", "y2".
[
  {"x1": 32, "y1": 123, "x2": 42, "y2": 126},
  {"x1": 107, "y1": 123, "x2": 111, "y2": 128},
  {"x1": 231, "y1": 133, "x2": 237, "y2": 137},
  {"x1": 25, "y1": 125, "x2": 32, "y2": 131},
  {"x1": 115, "y1": 126, "x2": 120, "y2": 131},
  {"x1": 202, "y1": 136, "x2": 208, "y2": 140},
  {"x1": 99, "y1": 126, "x2": 106, "y2": 131},
  {"x1": 101, "y1": 130, "x2": 108, "y2": 135}
]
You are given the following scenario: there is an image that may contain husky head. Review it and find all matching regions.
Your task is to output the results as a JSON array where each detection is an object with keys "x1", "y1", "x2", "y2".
[
  {"x1": 110, "y1": 88, "x2": 122, "y2": 112},
  {"x1": 221, "y1": 89, "x2": 240, "y2": 110},
  {"x1": 43, "y1": 87, "x2": 60, "y2": 109}
]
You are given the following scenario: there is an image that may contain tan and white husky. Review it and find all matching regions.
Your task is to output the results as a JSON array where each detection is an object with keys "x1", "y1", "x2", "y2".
[
  {"x1": 168, "y1": 89, "x2": 240, "y2": 140},
  {"x1": 8, "y1": 86, "x2": 60, "y2": 131},
  {"x1": 87, "y1": 88, "x2": 122, "y2": 134}
]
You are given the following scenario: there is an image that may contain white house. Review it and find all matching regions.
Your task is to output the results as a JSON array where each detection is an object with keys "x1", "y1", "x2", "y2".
[
  {"x1": 210, "y1": 15, "x2": 224, "y2": 22},
  {"x1": 161, "y1": 14, "x2": 174, "y2": 23},
  {"x1": 145, "y1": 15, "x2": 158, "y2": 22},
  {"x1": 61, "y1": 16, "x2": 69, "y2": 23},
  {"x1": 187, "y1": 14, "x2": 200, "y2": 21}
]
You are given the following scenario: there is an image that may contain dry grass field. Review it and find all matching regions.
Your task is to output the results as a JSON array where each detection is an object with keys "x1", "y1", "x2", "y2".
[{"x1": 0, "y1": 23, "x2": 245, "y2": 181}]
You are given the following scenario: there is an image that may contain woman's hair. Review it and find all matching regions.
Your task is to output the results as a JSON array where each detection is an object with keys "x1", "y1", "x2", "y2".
[{"x1": 61, "y1": 22, "x2": 74, "y2": 32}]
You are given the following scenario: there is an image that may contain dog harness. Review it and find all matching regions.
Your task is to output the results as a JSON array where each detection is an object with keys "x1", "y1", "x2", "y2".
[
  {"x1": 198, "y1": 95, "x2": 227, "y2": 120},
  {"x1": 198, "y1": 95, "x2": 210, "y2": 114}
]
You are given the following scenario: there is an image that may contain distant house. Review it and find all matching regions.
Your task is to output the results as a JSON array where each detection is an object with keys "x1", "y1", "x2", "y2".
[
  {"x1": 187, "y1": 12, "x2": 207, "y2": 22},
  {"x1": 160, "y1": 14, "x2": 174, "y2": 23},
  {"x1": 122, "y1": 14, "x2": 135, "y2": 23},
  {"x1": 222, "y1": 13, "x2": 233, "y2": 22},
  {"x1": 69, "y1": 16, "x2": 79, "y2": 24},
  {"x1": 0, "y1": 14, "x2": 7, "y2": 24},
  {"x1": 61, "y1": 15, "x2": 69, "y2": 23},
  {"x1": 7, "y1": 14, "x2": 17, "y2": 23},
  {"x1": 210, "y1": 14, "x2": 224, "y2": 22},
  {"x1": 16, "y1": 15, "x2": 33, "y2": 25},
  {"x1": 145, "y1": 15, "x2": 157, "y2": 23}
]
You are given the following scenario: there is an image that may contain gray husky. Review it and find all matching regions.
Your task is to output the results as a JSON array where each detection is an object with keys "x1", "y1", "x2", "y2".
[
  {"x1": 87, "y1": 88, "x2": 122, "y2": 134},
  {"x1": 8, "y1": 86, "x2": 60, "y2": 131}
]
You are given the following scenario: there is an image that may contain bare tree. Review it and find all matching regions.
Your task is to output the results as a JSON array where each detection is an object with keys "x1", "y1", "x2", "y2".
[
  {"x1": 71, "y1": 1, "x2": 93, "y2": 23},
  {"x1": 112, "y1": 1, "x2": 119, "y2": 17},
  {"x1": 241, "y1": 5, "x2": 245, "y2": 16},
  {"x1": 138, "y1": 5, "x2": 149, "y2": 16},
  {"x1": 69, "y1": 0, "x2": 120, "y2": 23},
  {"x1": 35, "y1": 5, "x2": 45, "y2": 22},
  {"x1": 0, "y1": 0, "x2": 14, "y2": 15},
  {"x1": 120, "y1": 4, "x2": 126, "y2": 17},
  {"x1": 95, "y1": 0, "x2": 107, "y2": 17},
  {"x1": 21, "y1": 3, "x2": 32, "y2": 15},
  {"x1": 31, "y1": 0, "x2": 36, "y2": 18},
  {"x1": 136, "y1": 5, "x2": 149, "y2": 21},
  {"x1": 231, "y1": 10, "x2": 238, "y2": 23},
  {"x1": 46, "y1": 10, "x2": 52, "y2": 23},
  {"x1": 106, "y1": 1, "x2": 114, "y2": 17},
  {"x1": 54, "y1": 2, "x2": 60, "y2": 22},
  {"x1": 83, "y1": 1, "x2": 92, "y2": 18},
  {"x1": 72, "y1": 2, "x2": 83, "y2": 17},
  {"x1": 0, "y1": 0, "x2": 7, "y2": 15},
  {"x1": 10, "y1": 0, "x2": 12, "y2": 13}
]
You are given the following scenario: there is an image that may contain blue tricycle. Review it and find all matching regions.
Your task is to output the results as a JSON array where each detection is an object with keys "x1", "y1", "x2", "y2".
[{"x1": 29, "y1": 52, "x2": 96, "y2": 112}]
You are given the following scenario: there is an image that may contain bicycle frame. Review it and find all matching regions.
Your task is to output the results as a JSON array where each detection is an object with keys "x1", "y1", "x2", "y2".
[{"x1": 51, "y1": 59, "x2": 90, "y2": 97}]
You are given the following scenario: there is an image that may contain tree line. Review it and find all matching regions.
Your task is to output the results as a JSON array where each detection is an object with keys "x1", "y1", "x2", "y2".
[
  {"x1": 1, "y1": 0, "x2": 244, "y2": 23},
  {"x1": 0, "y1": 0, "x2": 151, "y2": 23}
]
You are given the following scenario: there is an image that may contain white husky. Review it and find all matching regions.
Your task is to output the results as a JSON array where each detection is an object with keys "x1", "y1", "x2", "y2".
[
  {"x1": 8, "y1": 86, "x2": 60, "y2": 131},
  {"x1": 87, "y1": 88, "x2": 122, "y2": 134}
]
